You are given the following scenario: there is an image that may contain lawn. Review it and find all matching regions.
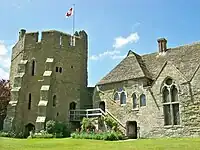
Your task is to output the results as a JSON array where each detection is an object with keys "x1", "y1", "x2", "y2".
[{"x1": 0, "y1": 137, "x2": 200, "y2": 150}]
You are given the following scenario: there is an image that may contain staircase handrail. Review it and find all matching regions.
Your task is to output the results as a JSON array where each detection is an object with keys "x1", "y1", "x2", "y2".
[{"x1": 105, "y1": 110, "x2": 126, "y2": 131}]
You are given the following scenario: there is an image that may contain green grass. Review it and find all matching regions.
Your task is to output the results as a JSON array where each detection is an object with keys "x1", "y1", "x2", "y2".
[{"x1": 0, "y1": 137, "x2": 200, "y2": 150}]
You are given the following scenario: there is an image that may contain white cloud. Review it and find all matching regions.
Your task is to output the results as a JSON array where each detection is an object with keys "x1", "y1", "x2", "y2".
[
  {"x1": 0, "y1": 41, "x2": 11, "y2": 80},
  {"x1": 89, "y1": 50, "x2": 120, "y2": 60},
  {"x1": 110, "y1": 55, "x2": 126, "y2": 60},
  {"x1": 0, "y1": 68, "x2": 9, "y2": 80},
  {"x1": 0, "y1": 41, "x2": 8, "y2": 56},
  {"x1": 113, "y1": 32, "x2": 139, "y2": 49}
]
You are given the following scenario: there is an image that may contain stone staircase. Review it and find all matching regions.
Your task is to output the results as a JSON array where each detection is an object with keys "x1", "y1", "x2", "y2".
[{"x1": 69, "y1": 108, "x2": 127, "y2": 136}]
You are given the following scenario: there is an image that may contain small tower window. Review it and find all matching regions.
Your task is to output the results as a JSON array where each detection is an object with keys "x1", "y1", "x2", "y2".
[
  {"x1": 56, "y1": 67, "x2": 59, "y2": 72},
  {"x1": 31, "y1": 60, "x2": 36, "y2": 76},
  {"x1": 28, "y1": 93, "x2": 31, "y2": 110},
  {"x1": 59, "y1": 67, "x2": 62, "y2": 73},
  {"x1": 53, "y1": 95, "x2": 56, "y2": 107}
]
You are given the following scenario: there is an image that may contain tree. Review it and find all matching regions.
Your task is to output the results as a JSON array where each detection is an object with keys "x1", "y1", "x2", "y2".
[{"x1": 0, "y1": 79, "x2": 11, "y2": 130}]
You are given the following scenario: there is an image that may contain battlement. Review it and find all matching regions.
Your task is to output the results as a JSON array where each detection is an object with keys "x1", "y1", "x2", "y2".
[{"x1": 18, "y1": 29, "x2": 87, "y2": 49}]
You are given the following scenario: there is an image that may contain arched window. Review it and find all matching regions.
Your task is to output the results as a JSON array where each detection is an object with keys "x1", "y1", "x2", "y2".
[
  {"x1": 120, "y1": 92, "x2": 126, "y2": 104},
  {"x1": 114, "y1": 92, "x2": 119, "y2": 101},
  {"x1": 132, "y1": 93, "x2": 137, "y2": 109},
  {"x1": 53, "y1": 95, "x2": 56, "y2": 107},
  {"x1": 162, "y1": 78, "x2": 180, "y2": 125},
  {"x1": 140, "y1": 94, "x2": 146, "y2": 107},
  {"x1": 163, "y1": 86, "x2": 169, "y2": 103},
  {"x1": 31, "y1": 60, "x2": 36, "y2": 76},
  {"x1": 69, "y1": 102, "x2": 76, "y2": 110},
  {"x1": 171, "y1": 85, "x2": 178, "y2": 102},
  {"x1": 28, "y1": 93, "x2": 31, "y2": 110}
]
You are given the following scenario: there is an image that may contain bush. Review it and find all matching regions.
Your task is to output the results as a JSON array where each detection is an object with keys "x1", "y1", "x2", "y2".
[
  {"x1": 71, "y1": 131, "x2": 124, "y2": 141},
  {"x1": 81, "y1": 118, "x2": 96, "y2": 132},
  {"x1": 0, "y1": 131, "x2": 9, "y2": 137},
  {"x1": 45, "y1": 120, "x2": 71, "y2": 138},
  {"x1": 32, "y1": 130, "x2": 53, "y2": 139},
  {"x1": 104, "y1": 116, "x2": 118, "y2": 131},
  {"x1": 0, "y1": 131, "x2": 24, "y2": 138},
  {"x1": 46, "y1": 120, "x2": 56, "y2": 134}
]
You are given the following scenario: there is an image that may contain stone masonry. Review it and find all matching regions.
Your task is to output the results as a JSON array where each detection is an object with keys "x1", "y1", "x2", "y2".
[
  {"x1": 93, "y1": 39, "x2": 200, "y2": 138},
  {"x1": 3, "y1": 29, "x2": 90, "y2": 135}
]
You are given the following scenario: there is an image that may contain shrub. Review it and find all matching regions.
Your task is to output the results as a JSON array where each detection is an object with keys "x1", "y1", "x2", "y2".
[
  {"x1": 32, "y1": 130, "x2": 53, "y2": 139},
  {"x1": 46, "y1": 120, "x2": 56, "y2": 134},
  {"x1": 45, "y1": 120, "x2": 71, "y2": 138},
  {"x1": 104, "y1": 116, "x2": 118, "y2": 131},
  {"x1": 0, "y1": 131, "x2": 9, "y2": 137},
  {"x1": 0, "y1": 131, "x2": 24, "y2": 138},
  {"x1": 71, "y1": 131, "x2": 124, "y2": 141},
  {"x1": 81, "y1": 117, "x2": 96, "y2": 132}
]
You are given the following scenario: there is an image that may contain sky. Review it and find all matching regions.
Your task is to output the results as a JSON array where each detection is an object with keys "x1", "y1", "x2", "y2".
[{"x1": 1, "y1": 0, "x2": 200, "y2": 86}]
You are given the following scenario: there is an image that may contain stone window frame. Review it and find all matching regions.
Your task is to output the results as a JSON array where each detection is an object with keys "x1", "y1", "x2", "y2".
[
  {"x1": 113, "y1": 90, "x2": 127, "y2": 106},
  {"x1": 139, "y1": 94, "x2": 147, "y2": 107},
  {"x1": 31, "y1": 58, "x2": 36, "y2": 76},
  {"x1": 53, "y1": 95, "x2": 56, "y2": 107},
  {"x1": 161, "y1": 78, "x2": 181, "y2": 126},
  {"x1": 132, "y1": 93, "x2": 138, "y2": 109},
  {"x1": 28, "y1": 93, "x2": 31, "y2": 110},
  {"x1": 113, "y1": 92, "x2": 120, "y2": 101},
  {"x1": 120, "y1": 91, "x2": 127, "y2": 105}
]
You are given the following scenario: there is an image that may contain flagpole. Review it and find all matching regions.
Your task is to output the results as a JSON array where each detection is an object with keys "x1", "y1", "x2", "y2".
[
  {"x1": 72, "y1": 4, "x2": 75, "y2": 46},
  {"x1": 73, "y1": 4, "x2": 75, "y2": 36}
]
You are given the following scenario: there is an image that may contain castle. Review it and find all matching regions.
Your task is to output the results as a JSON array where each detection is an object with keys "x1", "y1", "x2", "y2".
[
  {"x1": 3, "y1": 29, "x2": 93, "y2": 136},
  {"x1": 3, "y1": 29, "x2": 200, "y2": 139}
]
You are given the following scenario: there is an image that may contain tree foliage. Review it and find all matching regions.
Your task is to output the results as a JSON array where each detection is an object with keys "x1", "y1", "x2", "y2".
[{"x1": 0, "y1": 79, "x2": 11, "y2": 130}]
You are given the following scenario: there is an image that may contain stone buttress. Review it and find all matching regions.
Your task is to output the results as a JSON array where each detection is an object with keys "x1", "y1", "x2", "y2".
[
  {"x1": 3, "y1": 60, "x2": 28, "y2": 132},
  {"x1": 35, "y1": 58, "x2": 54, "y2": 132}
]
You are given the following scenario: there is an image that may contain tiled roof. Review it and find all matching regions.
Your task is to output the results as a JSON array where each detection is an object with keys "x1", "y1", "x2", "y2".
[{"x1": 97, "y1": 42, "x2": 200, "y2": 85}]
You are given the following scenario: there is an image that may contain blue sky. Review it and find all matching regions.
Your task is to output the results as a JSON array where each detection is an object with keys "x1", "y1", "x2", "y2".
[{"x1": 1, "y1": 0, "x2": 200, "y2": 86}]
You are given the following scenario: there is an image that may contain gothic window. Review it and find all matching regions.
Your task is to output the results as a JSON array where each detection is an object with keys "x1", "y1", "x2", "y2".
[
  {"x1": 120, "y1": 92, "x2": 126, "y2": 104},
  {"x1": 53, "y1": 95, "x2": 56, "y2": 107},
  {"x1": 162, "y1": 78, "x2": 180, "y2": 125},
  {"x1": 140, "y1": 94, "x2": 146, "y2": 107},
  {"x1": 114, "y1": 92, "x2": 119, "y2": 101},
  {"x1": 132, "y1": 93, "x2": 137, "y2": 109},
  {"x1": 31, "y1": 60, "x2": 36, "y2": 76},
  {"x1": 28, "y1": 93, "x2": 31, "y2": 110}
]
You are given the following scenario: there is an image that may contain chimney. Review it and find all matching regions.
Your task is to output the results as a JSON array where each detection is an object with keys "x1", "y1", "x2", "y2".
[
  {"x1": 157, "y1": 38, "x2": 167, "y2": 53},
  {"x1": 19, "y1": 29, "x2": 26, "y2": 40}
]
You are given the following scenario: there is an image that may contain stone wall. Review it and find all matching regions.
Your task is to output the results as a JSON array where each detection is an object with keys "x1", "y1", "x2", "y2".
[
  {"x1": 93, "y1": 61, "x2": 200, "y2": 138},
  {"x1": 4, "y1": 29, "x2": 90, "y2": 134}
]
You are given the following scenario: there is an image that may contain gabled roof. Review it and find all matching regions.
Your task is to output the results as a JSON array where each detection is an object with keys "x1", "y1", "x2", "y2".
[
  {"x1": 97, "y1": 41, "x2": 200, "y2": 85},
  {"x1": 97, "y1": 50, "x2": 151, "y2": 85}
]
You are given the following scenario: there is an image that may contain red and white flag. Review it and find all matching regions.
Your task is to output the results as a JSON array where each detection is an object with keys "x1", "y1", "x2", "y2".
[{"x1": 66, "y1": 7, "x2": 73, "y2": 17}]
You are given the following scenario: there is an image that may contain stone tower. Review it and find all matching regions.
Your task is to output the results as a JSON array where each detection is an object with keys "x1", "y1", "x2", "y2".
[{"x1": 4, "y1": 29, "x2": 88, "y2": 135}]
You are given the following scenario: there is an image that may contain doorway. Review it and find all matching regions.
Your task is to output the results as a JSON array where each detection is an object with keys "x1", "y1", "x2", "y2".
[
  {"x1": 99, "y1": 101, "x2": 105, "y2": 112},
  {"x1": 126, "y1": 121, "x2": 137, "y2": 139},
  {"x1": 25, "y1": 123, "x2": 35, "y2": 138},
  {"x1": 69, "y1": 102, "x2": 76, "y2": 121},
  {"x1": 69, "y1": 102, "x2": 76, "y2": 110}
]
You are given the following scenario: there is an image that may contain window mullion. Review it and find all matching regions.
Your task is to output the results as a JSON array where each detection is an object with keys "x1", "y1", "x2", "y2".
[{"x1": 168, "y1": 87, "x2": 174, "y2": 125}]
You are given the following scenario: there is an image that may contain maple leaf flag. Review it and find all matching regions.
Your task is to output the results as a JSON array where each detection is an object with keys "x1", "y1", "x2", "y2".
[{"x1": 66, "y1": 7, "x2": 73, "y2": 17}]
